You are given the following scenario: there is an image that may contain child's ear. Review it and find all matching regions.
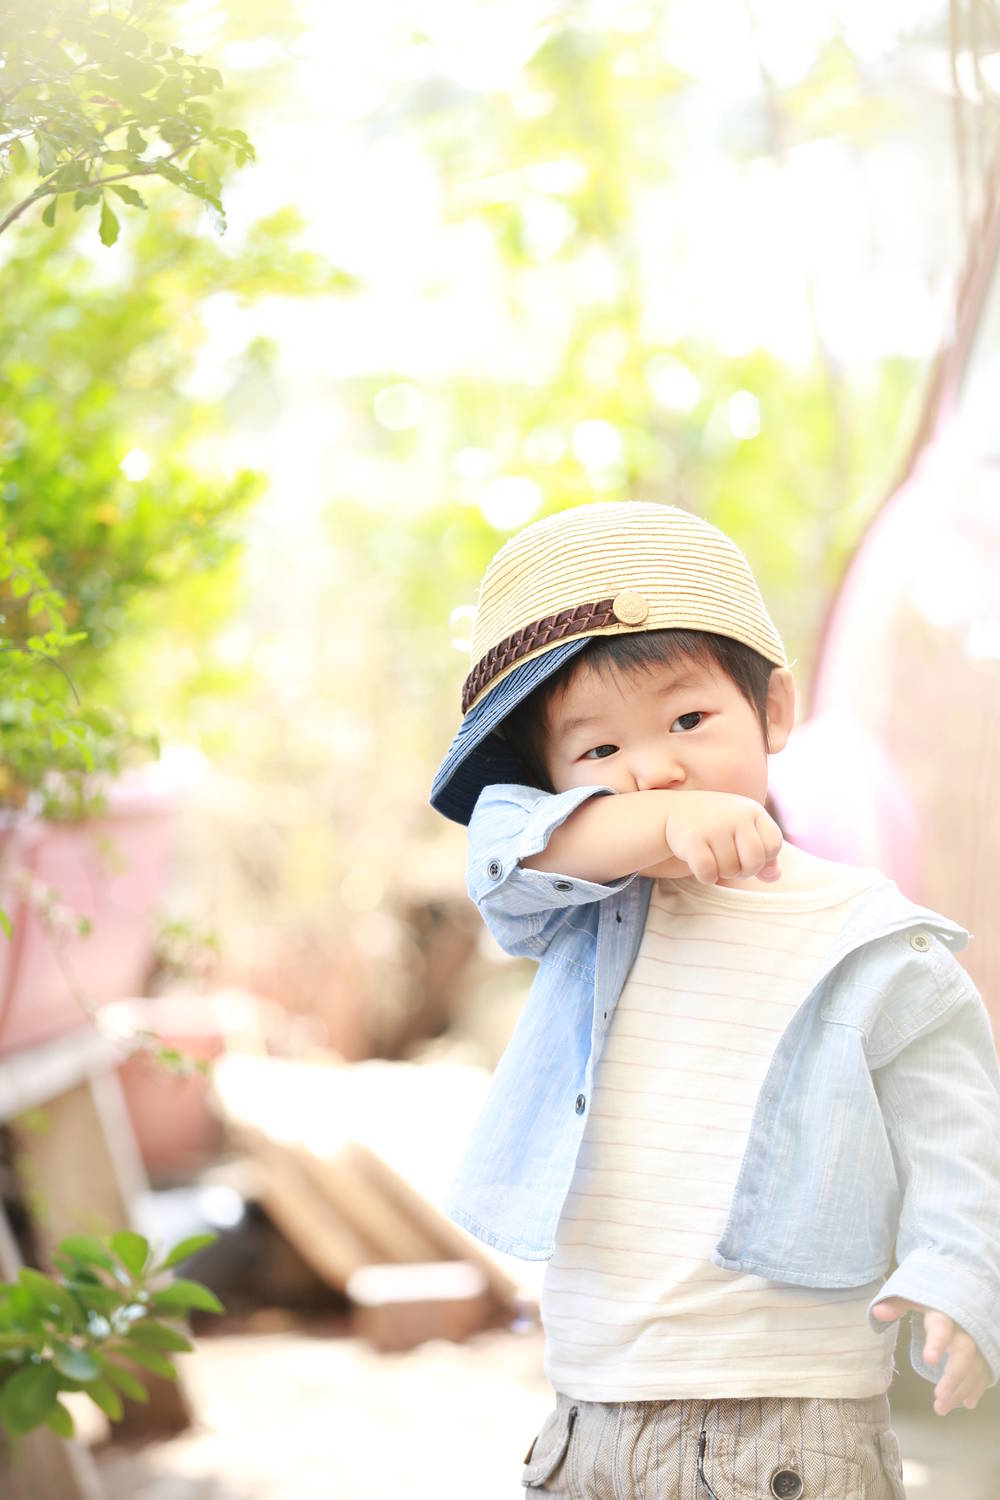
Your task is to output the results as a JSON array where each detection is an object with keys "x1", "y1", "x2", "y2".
[{"x1": 764, "y1": 668, "x2": 796, "y2": 755}]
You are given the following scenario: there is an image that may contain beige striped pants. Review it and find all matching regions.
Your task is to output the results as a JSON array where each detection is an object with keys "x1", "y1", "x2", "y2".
[{"x1": 521, "y1": 1392, "x2": 907, "y2": 1498}]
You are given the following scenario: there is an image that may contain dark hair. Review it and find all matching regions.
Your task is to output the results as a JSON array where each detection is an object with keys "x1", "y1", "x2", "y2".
[{"x1": 493, "y1": 628, "x2": 787, "y2": 831}]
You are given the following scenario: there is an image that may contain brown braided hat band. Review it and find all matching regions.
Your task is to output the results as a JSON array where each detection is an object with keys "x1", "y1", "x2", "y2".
[{"x1": 460, "y1": 501, "x2": 788, "y2": 716}]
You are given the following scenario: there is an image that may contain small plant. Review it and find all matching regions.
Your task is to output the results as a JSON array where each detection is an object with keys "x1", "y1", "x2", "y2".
[{"x1": 0, "y1": 1228, "x2": 223, "y2": 1439}]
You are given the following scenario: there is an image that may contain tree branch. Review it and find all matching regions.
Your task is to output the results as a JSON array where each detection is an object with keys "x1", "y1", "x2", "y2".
[{"x1": 0, "y1": 139, "x2": 198, "y2": 237}]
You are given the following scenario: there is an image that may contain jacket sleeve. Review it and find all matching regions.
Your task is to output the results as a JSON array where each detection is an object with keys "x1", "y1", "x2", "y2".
[
  {"x1": 866, "y1": 962, "x2": 1000, "y2": 1387},
  {"x1": 466, "y1": 781, "x2": 641, "y2": 959}
]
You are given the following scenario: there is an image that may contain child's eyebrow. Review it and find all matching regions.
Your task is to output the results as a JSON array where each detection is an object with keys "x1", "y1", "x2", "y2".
[{"x1": 554, "y1": 668, "x2": 706, "y2": 743}]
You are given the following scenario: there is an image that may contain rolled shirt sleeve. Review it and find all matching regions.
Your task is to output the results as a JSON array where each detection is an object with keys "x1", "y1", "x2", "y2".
[
  {"x1": 866, "y1": 981, "x2": 1000, "y2": 1386},
  {"x1": 466, "y1": 781, "x2": 640, "y2": 957}
]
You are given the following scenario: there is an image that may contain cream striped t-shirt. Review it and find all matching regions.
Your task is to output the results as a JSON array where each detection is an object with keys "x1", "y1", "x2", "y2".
[{"x1": 541, "y1": 866, "x2": 900, "y2": 1400}]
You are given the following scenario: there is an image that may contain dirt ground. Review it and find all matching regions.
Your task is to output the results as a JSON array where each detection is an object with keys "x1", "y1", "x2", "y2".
[{"x1": 86, "y1": 1320, "x2": 1000, "y2": 1500}]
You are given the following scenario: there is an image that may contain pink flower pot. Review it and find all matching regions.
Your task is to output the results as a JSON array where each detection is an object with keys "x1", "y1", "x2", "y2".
[{"x1": 0, "y1": 749, "x2": 206, "y2": 1057}]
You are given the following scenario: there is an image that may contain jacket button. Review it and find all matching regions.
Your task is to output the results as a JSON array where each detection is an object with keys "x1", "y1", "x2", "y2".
[
  {"x1": 552, "y1": 879, "x2": 572, "y2": 891},
  {"x1": 769, "y1": 1470, "x2": 803, "y2": 1500},
  {"x1": 487, "y1": 859, "x2": 503, "y2": 880},
  {"x1": 909, "y1": 932, "x2": 931, "y2": 952},
  {"x1": 575, "y1": 1094, "x2": 586, "y2": 1114}
]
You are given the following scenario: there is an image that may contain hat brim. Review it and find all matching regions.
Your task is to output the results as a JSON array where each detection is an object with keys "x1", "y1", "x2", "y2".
[{"x1": 428, "y1": 637, "x2": 592, "y2": 825}]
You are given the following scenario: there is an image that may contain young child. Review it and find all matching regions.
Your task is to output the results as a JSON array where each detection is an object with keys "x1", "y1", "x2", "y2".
[{"x1": 428, "y1": 501, "x2": 1000, "y2": 1499}]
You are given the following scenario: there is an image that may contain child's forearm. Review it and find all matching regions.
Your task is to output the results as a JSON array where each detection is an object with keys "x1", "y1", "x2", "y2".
[{"x1": 519, "y1": 789, "x2": 678, "y2": 884}]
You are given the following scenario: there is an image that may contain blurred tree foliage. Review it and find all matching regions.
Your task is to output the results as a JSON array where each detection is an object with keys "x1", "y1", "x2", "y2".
[
  {"x1": 0, "y1": 0, "x2": 254, "y2": 244},
  {"x1": 320, "y1": 16, "x2": 925, "y2": 860},
  {"x1": 0, "y1": 5, "x2": 945, "y2": 1008},
  {"x1": 0, "y1": 0, "x2": 351, "y2": 818}
]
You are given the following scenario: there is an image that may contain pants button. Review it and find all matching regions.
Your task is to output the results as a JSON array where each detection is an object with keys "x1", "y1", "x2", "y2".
[{"x1": 770, "y1": 1469, "x2": 803, "y2": 1500}]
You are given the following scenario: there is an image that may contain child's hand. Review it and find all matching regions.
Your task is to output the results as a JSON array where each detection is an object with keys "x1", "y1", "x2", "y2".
[
  {"x1": 871, "y1": 1297, "x2": 991, "y2": 1414},
  {"x1": 662, "y1": 791, "x2": 783, "y2": 886}
]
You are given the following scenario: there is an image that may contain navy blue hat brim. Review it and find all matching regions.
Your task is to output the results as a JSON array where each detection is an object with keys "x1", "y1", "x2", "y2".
[{"x1": 428, "y1": 638, "x2": 593, "y2": 825}]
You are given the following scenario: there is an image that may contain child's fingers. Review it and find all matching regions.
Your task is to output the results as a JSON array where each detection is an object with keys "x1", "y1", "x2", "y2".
[
  {"x1": 935, "y1": 1365, "x2": 987, "y2": 1414},
  {"x1": 733, "y1": 825, "x2": 771, "y2": 879},
  {"x1": 922, "y1": 1310, "x2": 956, "y2": 1364},
  {"x1": 753, "y1": 810, "x2": 783, "y2": 864},
  {"x1": 955, "y1": 1367, "x2": 990, "y2": 1409},
  {"x1": 931, "y1": 1338, "x2": 986, "y2": 1413}
]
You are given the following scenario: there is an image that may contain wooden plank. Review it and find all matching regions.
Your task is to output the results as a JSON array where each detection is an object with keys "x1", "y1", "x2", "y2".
[
  {"x1": 230, "y1": 1128, "x2": 376, "y2": 1285},
  {"x1": 0, "y1": 1030, "x2": 128, "y2": 1123},
  {"x1": 345, "y1": 1260, "x2": 504, "y2": 1352},
  {"x1": 209, "y1": 1055, "x2": 521, "y2": 1306}
]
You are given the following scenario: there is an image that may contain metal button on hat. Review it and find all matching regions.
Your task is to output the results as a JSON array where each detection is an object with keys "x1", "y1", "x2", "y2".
[
  {"x1": 769, "y1": 1469, "x2": 803, "y2": 1500},
  {"x1": 909, "y1": 932, "x2": 931, "y2": 952},
  {"x1": 612, "y1": 589, "x2": 648, "y2": 625}
]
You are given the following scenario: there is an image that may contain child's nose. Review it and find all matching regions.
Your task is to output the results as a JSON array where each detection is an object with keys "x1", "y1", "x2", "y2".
[{"x1": 632, "y1": 745, "x2": 686, "y2": 793}]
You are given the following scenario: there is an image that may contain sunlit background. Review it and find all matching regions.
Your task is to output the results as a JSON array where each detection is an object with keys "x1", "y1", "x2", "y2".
[{"x1": 2, "y1": 0, "x2": 999, "y2": 1495}]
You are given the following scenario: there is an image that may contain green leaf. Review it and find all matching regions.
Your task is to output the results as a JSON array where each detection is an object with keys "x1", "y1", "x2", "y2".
[
  {"x1": 127, "y1": 125, "x2": 148, "y2": 152},
  {"x1": 100, "y1": 1359, "x2": 149, "y2": 1403},
  {"x1": 17, "y1": 1269, "x2": 81, "y2": 1322},
  {"x1": 110, "y1": 1232, "x2": 149, "y2": 1279},
  {"x1": 44, "y1": 1399, "x2": 75, "y2": 1438},
  {"x1": 50, "y1": 1341, "x2": 101, "y2": 1382},
  {"x1": 35, "y1": 134, "x2": 58, "y2": 174},
  {"x1": 112, "y1": 1344, "x2": 176, "y2": 1379},
  {"x1": 125, "y1": 1320, "x2": 192, "y2": 1352},
  {"x1": 80, "y1": 1375, "x2": 123, "y2": 1421},
  {"x1": 62, "y1": 1282, "x2": 121, "y2": 1316},
  {"x1": 40, "y1": 197, "x2": 58, "y2": 228},
  {"x1": 58, "y1": 1236, "x2": 115, "y2": 1271},
  {"x1": 111, "y1": 183, "x2": 147, "y2": 210},
  {"x1": 10, "y1": 139, "x2": 29, "y2": 175},
  {"x1": 159, "y1": 1233, "x2": 218, "y2": 1271},
  {"x1": 0, "y1": 907, "x2": 11, "y2": 941},
  {"x1": 99, "y1": 198, "x2": 120, "y2": 247},
  {"x1": 0, "y1": 1364, "x2": 60, "y2": 1436},
  {"x1": 149, "y1": 1279, "x2": 224, "y2": 1315}
]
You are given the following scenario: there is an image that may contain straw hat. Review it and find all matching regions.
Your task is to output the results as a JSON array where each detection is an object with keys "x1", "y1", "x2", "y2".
[{"x1": 429, "y1": 501, "x2": 787, "y2": 825}]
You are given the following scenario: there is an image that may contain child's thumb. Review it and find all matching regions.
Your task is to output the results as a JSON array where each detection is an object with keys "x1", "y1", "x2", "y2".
[{"x1": 870, "y1": 1299, "x2": 904, "y2": 1323}]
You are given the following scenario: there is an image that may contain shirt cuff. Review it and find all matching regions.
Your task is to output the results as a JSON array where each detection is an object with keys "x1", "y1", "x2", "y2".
[
  {"x1": 867, "y1": 1250, "x2": 1000, "y2": 1386},
  {"x1": 468, "y1": 783, "x2": 640, "y2": 914}
]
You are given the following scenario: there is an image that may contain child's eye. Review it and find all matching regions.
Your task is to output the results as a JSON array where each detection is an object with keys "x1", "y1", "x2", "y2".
[{"x1": 580, "y1": 713, "x2": 705, "y2": 760}]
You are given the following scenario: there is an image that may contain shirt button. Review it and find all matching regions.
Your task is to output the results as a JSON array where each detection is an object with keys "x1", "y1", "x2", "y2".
[
  {"x1": 552, "y1": 879, "x2": 572, "y2": 891},
  {"x1": 575, "y1": 1094, "x2": 586, "y2": 1114},
  {"x1": 909, "y1": 931, "x2": 931, "y2": 952},
  {"x1": 487, "y1": 859, "x2": 503, "y2": 880},
  {"x1": 769, "y1": 1470, "x2": 803, "y2": 1500}
]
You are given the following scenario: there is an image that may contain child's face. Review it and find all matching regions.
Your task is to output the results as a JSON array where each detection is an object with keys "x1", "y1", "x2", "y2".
[{"x1": 537, "y1": 654, "x2": 796, "y2": 880}]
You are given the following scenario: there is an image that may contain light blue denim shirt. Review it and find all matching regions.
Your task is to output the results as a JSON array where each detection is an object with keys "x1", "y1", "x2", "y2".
[{"x1": 444, "y1": 781, "x2": 1000, "y2": 1388}]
